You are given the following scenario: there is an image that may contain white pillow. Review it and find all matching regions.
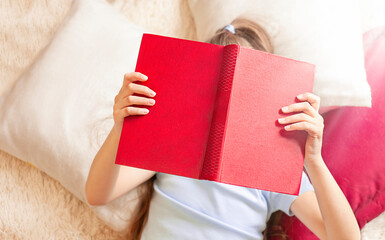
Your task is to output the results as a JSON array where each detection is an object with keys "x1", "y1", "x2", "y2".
[
  {"x1": 0, "y1": 0, "x2": 147, "y2": 233},
  {"x1": 188, "y1": 0, "x2": 372, "y2": 108},
  {"x1": 359, "y1": 0, "x2": 385, "y2": 33}
]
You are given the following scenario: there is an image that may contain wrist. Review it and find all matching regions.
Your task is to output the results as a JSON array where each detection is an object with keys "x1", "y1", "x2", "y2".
[
  {"x1": 112, "y1": 124, "x2": 122, "y2": 137},
  {"x1": 304, "y1": 155, "x2": 325, "y2": 170}
]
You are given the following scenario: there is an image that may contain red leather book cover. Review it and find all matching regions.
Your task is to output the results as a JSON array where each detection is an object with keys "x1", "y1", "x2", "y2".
[{"x1": 115, "y1": 33, "x2": 315, "y2": 195}]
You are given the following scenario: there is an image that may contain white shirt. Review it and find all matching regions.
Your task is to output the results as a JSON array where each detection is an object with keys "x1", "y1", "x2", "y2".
[{"x1": 141, "y1": 170, "x2": 314, "y2": 240}]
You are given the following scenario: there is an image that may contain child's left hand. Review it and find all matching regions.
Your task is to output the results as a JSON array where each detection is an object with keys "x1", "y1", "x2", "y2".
[{"x1": 278, "y1": 92, "x2": 324, "y2": 165}]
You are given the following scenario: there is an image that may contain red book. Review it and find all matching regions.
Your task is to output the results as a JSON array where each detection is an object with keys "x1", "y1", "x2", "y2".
[{"x1": 115, "y1": 33, "x2": 315, "y2": 195}]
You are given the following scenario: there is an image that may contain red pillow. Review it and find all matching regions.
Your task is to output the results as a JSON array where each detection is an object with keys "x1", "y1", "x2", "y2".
[{"x1": 280, "y1": 26, "x2": 385, "y2": 239}]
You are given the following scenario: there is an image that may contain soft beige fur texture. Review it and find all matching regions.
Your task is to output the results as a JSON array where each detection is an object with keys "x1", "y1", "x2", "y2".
[
  {"x1": 0, "y1": 0, "x2": 384, "y2": 239},
  {"x1": 0, "y1": 0, "x2": 195, "y2": 239}
]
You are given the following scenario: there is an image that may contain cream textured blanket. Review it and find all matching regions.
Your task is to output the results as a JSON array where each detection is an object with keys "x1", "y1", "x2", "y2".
[{"x1": 0, "y1": 0, "x2": 384, "y2": 239}]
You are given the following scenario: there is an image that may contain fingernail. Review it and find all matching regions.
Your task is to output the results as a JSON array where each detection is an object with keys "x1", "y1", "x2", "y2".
[
  {"x1": 142, "y1": 75, "x2": 148, "y2": 80},
  {"x1": 149, "y1": 99, "x2": 155, "y2": 105},
  {"x1": 284, "y1": 125, "x2": 290, "y2": 130},
  {"x1": 282, "y1": 107, "x2": 288, "y2": 112},
  {"x1": 297, "y1": 94, "x2": 304, "y2": 99},
  {"x1": 150, "y1": 91, "x2": 156, "y2": 97},
  {"x1": 142, "y1": 109, "x2": 149, "y2": 114},
  {"x1": 278, "y1": 118, "x2": 285, "y2": 123}
]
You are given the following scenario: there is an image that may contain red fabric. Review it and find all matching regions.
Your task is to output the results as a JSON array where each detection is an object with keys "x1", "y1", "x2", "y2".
[
  {"x1": 116, "y1": 33, "x2": 314, "y2": 194},
  {"x1": 281, "y1": 27, "x2": 385, "y2": 238}
]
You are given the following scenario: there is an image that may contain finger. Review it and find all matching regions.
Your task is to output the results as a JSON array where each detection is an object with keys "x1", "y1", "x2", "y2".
[
  {"x1": 278, "y1": 113, "x2": 315, "y2": 125},
  {"x1": 117, "y1": 83, "x2": 156, "y2": 104},
  {"x1": 115, "y1": 95, "x2": 155, "y2": 110},
  {"x1": 123, "y1": 72, "x2": 148, "y2": 85},
  {"x1": 117, "y1": 72, "x2": 149, "y2": 98},
  {"x1": 128, "y1": 83, "x2": 156, "y2": 97},
  {"x1": 284, "y1": 121, "x2": 321, "y2": 137},
  {"x1": 114, "y1": 106, "x2": 150, "y2": 120},
  {"x1": 281, "y1": 101, "x2": 318, "y2": 118},
  {"x1": 296, "y1": 92, "x2": 321, "y2": 112}
]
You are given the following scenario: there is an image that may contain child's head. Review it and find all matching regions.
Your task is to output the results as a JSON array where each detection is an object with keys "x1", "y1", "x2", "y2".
[{"x1": 206, "y1": 17, "x2": 274, "y2": 54}]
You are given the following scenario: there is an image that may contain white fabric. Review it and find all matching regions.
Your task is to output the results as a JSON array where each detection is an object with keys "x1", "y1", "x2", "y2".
[
  {"x1": 0, "y1": 0, "x2": 147, "y2": 232},
  {"x1": 359, "y1": 0, "x2": 385, "y2": 33},
  {"x1": 141, "y1": 171, "x2": 314, "y2": 240},
  {"x1": 187, "y1": 0, "x2": 372, "y2": 108}
]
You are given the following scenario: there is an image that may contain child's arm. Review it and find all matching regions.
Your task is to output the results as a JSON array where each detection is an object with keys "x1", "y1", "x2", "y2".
[
  {"x1": 278, "y1": 93, "x2": 361, "y2": 239},
  {"x1": 294, "y1": 156, "x2": 360, "y2": 240},
  {"x1": 85, "y1": 72, "x2": 157, "y2": 206}
]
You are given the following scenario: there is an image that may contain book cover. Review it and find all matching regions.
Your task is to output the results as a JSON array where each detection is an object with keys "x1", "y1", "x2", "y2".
[{"x1": 115, "y1": 33, "x2": 315, "y2": 195}]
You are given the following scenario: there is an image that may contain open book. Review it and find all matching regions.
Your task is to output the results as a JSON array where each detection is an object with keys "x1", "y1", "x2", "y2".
[{"x1": 115, "y1": 33, "x2": 315, "y2": 195}]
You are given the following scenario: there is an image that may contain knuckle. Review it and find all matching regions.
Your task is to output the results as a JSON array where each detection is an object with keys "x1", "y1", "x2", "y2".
[
  {"x1": 299, "y1": 113, "x2": 307, "y2": 120},
  {"x1": 319, "y1": 115, "x2": 325, "y2": 124},
  {"x1": 288, "y1": 114, "x2": 298, "y2": 121},
  {"x1": 319, "y1": 118, "x2": 325, "y2": 126},
  {"x1": 125, "y1": 95, "x2": 132, "y2": 104},
  {"x1": 286, "y1": 115, "x2": 293, "y2": 121},
  {"x1": 113, "y1": 110, "x2": 119, "y2": 119},
  {"x1": 124, "y1": 72, "x2": 132, "y2": 80},
  {"x1": 127, "y1": 83, "x2": 134, "y2": 91}
]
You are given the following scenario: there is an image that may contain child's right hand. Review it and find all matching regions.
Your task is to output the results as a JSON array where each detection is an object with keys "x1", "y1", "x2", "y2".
[{"x1": 113, "y1": 72, "x2": 156, "y2": 134}]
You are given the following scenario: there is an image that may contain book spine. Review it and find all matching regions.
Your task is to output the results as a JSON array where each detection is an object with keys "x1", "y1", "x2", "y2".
[{"x1": 200, "y1": 44, "x2": 239, "y2": 181}]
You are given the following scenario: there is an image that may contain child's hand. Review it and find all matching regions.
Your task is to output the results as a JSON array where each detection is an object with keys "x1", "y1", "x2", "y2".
[
  {"x1": 278, "y1": 92, "x2": 324, "y2": 165},
  {"x1": 113, "y1": 72, "x2": 156, "y2": 134}
]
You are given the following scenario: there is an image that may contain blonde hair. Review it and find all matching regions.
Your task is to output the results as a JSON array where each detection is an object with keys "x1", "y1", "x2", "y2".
[{"x1": 127, "y1": 17, "x2": 288, "y2": 240}]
